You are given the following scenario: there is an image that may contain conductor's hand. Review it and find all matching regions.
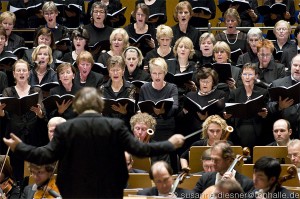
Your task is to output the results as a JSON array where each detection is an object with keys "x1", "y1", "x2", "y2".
[
  {"x1": 168, "y1": 134, "x2": 184, "y2": 149},
  {"x1": 3, "y1": 133, "x2": 22, "y2": 152}
]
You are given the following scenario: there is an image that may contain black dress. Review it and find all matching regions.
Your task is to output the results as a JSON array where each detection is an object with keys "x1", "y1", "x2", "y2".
[
  {"x1": 227, "y1": 85, "x2": 269, "y2": 148},
  {"x1": 180, "y1": 0, "x2": 216, "y2": 28},
  {"x1": 49, "y1": 83, "x2": 81, "y2": 120},
  {"x1": 172, "y1": 24, "x2": 201, "y2": 50},
  {"x1": 1, "y1": 86, "x2": 48, "y2": 183},
  {"x1": 143, "y1": 47, "x2": 175, "y2": 69}
]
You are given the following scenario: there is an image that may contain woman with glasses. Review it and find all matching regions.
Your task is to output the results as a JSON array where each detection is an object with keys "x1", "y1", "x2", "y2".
[
  {"x1": 177, "y1": 68, "x2": 226, "y2": 156},
  {"x1": 263, "y1": 0, "x2": 296, "y2": 40},
  {"x1": 272, "y1": 20, "x2": 295, "y2": 63},
  {"x1": 83, "y1": 1, "x2": 114, "y2": 58},
  {"x1": 253, "y1": 39, "x2": 286, "y2": 86},
  {"x1": 171, "y1": 1, "x2": 200, "y2": 51},
  {"x1": 224, "y1": 63, "x2": 269, "y2": 149},
  {"x1": 215, "y1": 8, "x2": 247, "y2": 65},
  {"x1": 100, "y1": 55, "x2": 136, "y2": 127}
]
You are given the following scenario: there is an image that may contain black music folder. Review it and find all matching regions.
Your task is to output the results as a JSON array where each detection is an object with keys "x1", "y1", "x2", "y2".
[
  {"x1": 42, "y1": 94, "x2": 75, "y2": 113},
  {"x1": 138, "y1": 98, "x2": 174, "y2": 116},
  {"x1": 102, "y1": 98, "x2": 135, "y2": 115},
  {"x1": 268, "y1": 82, "x2": 300, "y2": 104}
]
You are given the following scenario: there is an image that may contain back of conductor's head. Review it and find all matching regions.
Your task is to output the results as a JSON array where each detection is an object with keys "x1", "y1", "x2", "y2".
[{"x1": 73, "y1": 87, "x2": 104, "y2": 114}]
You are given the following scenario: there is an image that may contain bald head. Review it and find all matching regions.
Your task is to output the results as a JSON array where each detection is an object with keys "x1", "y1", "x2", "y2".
[{"x1": 48, "y1": 117, "x2": 66, "y2": 141}]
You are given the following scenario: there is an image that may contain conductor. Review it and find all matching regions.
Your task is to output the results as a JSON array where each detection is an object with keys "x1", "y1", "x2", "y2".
[{"x1": 3, "y1": 87, "x2": 184, "y2": 199}]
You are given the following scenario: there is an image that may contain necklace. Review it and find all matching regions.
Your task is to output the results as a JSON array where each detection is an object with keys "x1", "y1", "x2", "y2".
[
  {"x1": 36, "y1": 70, "x2": 46, "y2": 76},
  {"x1": 224, "y1": 32, "x2": 239, "y2": 45}
]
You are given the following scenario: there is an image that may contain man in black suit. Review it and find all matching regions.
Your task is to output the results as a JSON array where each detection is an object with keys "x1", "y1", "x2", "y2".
[
  {"x1": 267, "y1": 119, "x2": 292, "y2": 146},
  {"x1": 246, "y1": 156, "x2": 295, "y2": 199},
  {"x1": 194, "y1": 141, "x2": 253, "y2": 194},
  {"x1": 137, "y1": 161, "x2": 196, "y2": 199},
  {"x1": 3, "y1": 87, "x2": 185, "y2": 199},
  {"x1": 268, "y1": 54, "x2": 300, "y2": 138}
]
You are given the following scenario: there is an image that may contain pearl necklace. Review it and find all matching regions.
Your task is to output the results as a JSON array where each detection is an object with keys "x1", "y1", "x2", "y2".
[
  {"x1": 36, "y1": 70, "x2": 46, "y2": 76},
  {"x1": 224, "y1": 31, "x2": 239, "y2": 45}
]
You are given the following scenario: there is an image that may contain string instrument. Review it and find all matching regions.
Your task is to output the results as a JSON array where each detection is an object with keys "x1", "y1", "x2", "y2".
[
  {"x1": 0, "y1": 147, "x2": 14, "y2": 199},
  {"x1": 33, "y1": 176, "x2": 61, "y2": 199},
  {"x1": 169, "y1": 168, "x2": 189, "y2": 195},
  {"x1": 278, "y1": 165, "x2": 297, "y2": 186},
  {"x1": 200, "y1": 148, "x2": 250, "y2": 199}
]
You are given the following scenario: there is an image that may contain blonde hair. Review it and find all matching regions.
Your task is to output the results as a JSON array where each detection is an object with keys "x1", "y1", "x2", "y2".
[
  {"x1": 0, "y1": 11, "x2": 16, "y2": 25},
  {"x1": 173, "y1": 36, "x2": 195, "y2": 59},
  {"x1": 201, "y1": 115, "x2": 228, "y2": 139},
  {"x1": 130, "y1": 112, "x2": 157, "y2": 132},
  {"x1": 156, "y1": 25, "x2": 173, "y2": 39},
  {"x1": 32, "y1": 44, "x2": 53, "y2": 65},
  {"x1": 109, "y1": 28, "x2": 129, "y2": 51},
  {"x1": 149, "y1": 57, "x2": 168, "y2": 75}
]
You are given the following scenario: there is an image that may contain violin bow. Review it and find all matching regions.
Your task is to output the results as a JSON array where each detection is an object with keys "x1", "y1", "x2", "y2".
[{"x1": 0, "y1": 147, "x2": 10, "y2": 176}]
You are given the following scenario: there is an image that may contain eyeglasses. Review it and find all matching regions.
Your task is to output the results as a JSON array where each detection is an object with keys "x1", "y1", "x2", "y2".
[
  {"x1": 214, "y1": 50, "x2": 226, "y2": 54},
  {"x1": 200, "y1": 79, "x2": 212, "y2": 84},
  {"x1": 258, "y1": 53, "x2": 272, "y2": 58},
  {"x1": 242, "y1": 73, "x2": 254, "y2": 77},
  {"x1": 287, "y1": 153, "x2": 300, "y2": 159},
  {"x1": 276, "y1": 28, "x2": 288, "y2": 32},
  {"x1": 109, "y1": 68, "x2": 122, "y2": 73}
]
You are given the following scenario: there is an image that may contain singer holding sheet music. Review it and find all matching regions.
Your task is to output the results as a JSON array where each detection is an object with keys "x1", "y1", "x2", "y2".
[
  {"x1": 263, "y1": 0, "x2": 296, "y2": 40},
  {"x1": 224, "y1": 63, "x2": 269, "y2": 149},
  {"x1": 268, "y1": 54, "x2": 300, "y2": 138},
  {"x1": 85, "y1": 0, "x2": 126, "y2": 28},
  {"x1": 83, "y1": 1, "x2": 113, "y2": 58},
  {"x1": 49, "y1": 62, "x2": 80, "y2": 120},
  {"x1": 125, "y1": 3, "x2": 156, "y2": 56},
  {"x1": 180, "y1": 0, "x2": 216, "y2": 28},
  {"x1": 0, "y1": 59, "x2": 48, "y2": 184},
  {"x1": 99, "y1": 55, "x2": 136, "y2": 127},
  {"x1": 177, "y1": 68, "x2": 226, "y2": 145}
]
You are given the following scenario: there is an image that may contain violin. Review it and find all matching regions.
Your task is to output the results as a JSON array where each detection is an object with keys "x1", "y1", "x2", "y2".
[
  {"x1": 0, "y1": 178, "x2": 13, "y2": 196},
  {"x1": 33, "y1": 176, "x2": 61, "y2": 199}
]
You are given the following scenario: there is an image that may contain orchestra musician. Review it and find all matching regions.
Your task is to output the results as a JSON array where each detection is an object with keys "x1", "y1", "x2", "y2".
[
  {"x1": 137, "y1": 161, "x2": 195, "y2": 198},
  {"x1": 3, "y1": 87, "x2": 185, "y2": 198},
  {"x1": 246, "y1": 156, "x2": 295, "y2": 199},
  {"x1": 213, "y1": 179, "x2": 244, "y2": 199},
  {"x1": 180, "y1": 115, "x2": 233, "y2": 171},
  {"x1": 0, "y1": 155, "x2": 20, "y2": 199},
  {"x1": 130, "y1": 112, "x2": 170, "y2": 165},
  {"x1": 193, "y1": 141, "x2": 253, "y2": 194},
  {"x1": 287, "y1": 139, "x2": 300, "y2": 180},
  {"x1": 21, "y1": 162, "x2": 60, "y2": 199}
]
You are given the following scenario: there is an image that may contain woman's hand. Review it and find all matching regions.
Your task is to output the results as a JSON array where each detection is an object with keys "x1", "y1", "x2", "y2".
[
  {"x1": 197, "y1": 111, "x2": 208, "y2": 120},
  {"x1": 223, "y1": 112, "x2": 232, "y2": 119},
  {"x1": 184, "y1": 80, "x2": 197, "y2": 92},
  {"x1": 146, "y1": 38, "x2": 155, "y2": 49},
  {"x1": 30, "y1": 104, "x2": 44, "y2": 118},
  {"x1": 111, "y1": 103, "x2": 128, "y2": 115},
  {"x1": 278, "y1": 96, "x2": 294, "y2": 110},
  {"x1": 0, "y1": 103, "x2": 6, "y2": 117},
  {"x1": 258, "y1": 108, "x2": 268, "y2": 118},
  {"x1": 284, "y1": 11, "x2": 291, "y2": 20},
  {"x1": 226, "y1": 78, "x2": 236, "y2": 89},
  {"x1": 56, "y1": 99, "x2": 73, "y2": 115},
  {"x1": 153, "y1": 102, "x2": 165, "y2": 115}
]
